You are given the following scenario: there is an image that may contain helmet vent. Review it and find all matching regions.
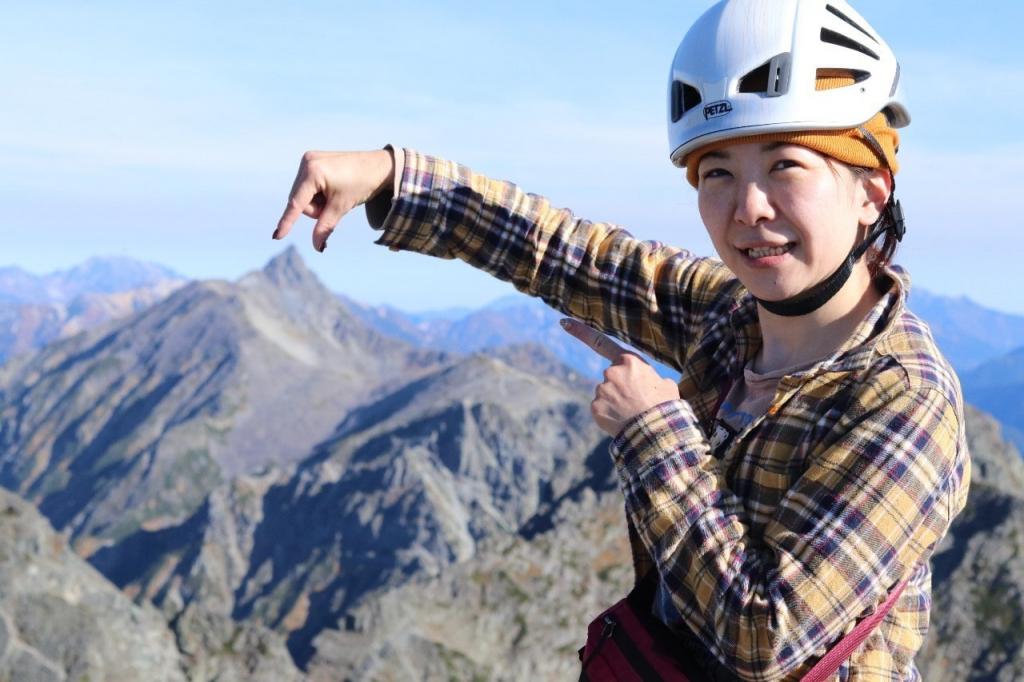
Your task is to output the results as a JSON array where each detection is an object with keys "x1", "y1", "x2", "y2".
[
  {"x1": 671, "y1": 81, "x2": 702, "y2": 122},
  {"x1": 820, "y1": 28, "x2": 880, "y2": 61},
  {"x1": 825, "y1": 5, "x2": 878, "y2": 44},
  {"x1": 815, "y1": 68, "x2": 870, "y2": 90},
  {"x1": 739, "y1": 54, "x2": 791, "y2": 96},
  {"x1": 739, "y1": 63, "x2": 771, "y2": 93}
]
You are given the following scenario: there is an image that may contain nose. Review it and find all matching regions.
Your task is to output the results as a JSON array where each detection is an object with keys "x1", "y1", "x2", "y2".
[{"x1": 733, "y1": 181, "x2": 774, "y2": 226}]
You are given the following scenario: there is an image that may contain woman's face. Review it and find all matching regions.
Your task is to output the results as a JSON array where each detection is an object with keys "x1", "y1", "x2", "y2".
[{"x1": 696, "y1": 142, "x2": 882, "y2": 303}]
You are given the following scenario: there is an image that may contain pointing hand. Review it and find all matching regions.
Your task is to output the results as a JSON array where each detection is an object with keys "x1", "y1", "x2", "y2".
[
  {"x1": 560, "y1": 318, "x2": 680, "y2": 437},
  {"x1": 273, "y1": 149, "x2": 395, "y2": 253}
]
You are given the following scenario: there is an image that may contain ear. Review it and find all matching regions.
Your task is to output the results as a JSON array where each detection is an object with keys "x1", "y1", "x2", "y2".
[{"x1": 858, "y1": 168, "x2": 893, "y2": 225}]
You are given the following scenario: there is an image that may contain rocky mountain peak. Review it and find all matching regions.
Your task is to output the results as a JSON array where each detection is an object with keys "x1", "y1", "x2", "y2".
[
  {"x1": 259, "y1": 246, "x2": 321, "y2": 292},
  {"x1": 0, "y1": 249, "x2": 448, "y2": 563},
  {"x1": 239, "y1": 247, "x2": 429, "y2": 368}
]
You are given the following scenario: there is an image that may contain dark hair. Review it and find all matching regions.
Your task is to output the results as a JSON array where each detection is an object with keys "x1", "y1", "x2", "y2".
[{"x1": 826, "y1": 159, "x2": 898, "y2": 278}]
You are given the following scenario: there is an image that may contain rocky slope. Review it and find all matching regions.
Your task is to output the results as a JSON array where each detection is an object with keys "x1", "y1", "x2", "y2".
[
  {"x1": 918, "y1": 406, "x2": 1024, "y2": 681},
  {"x1": 0, "y1": 484, "x2": 305, "y2": 681},
  {"x1": 305, "y1": 475, "x2": 626, "y2": 681},
  {"x1": 14, "y1": 393, "x2": 1017, "y2": 680},
  {"x1": 90, "y1": 349, "x2": 606, "y2": 669},
  {"x1": 0, "y1": 486, "x2": 187, "y2": 681},
  {"x1": 303, "y1": 405, "x2": 1024, "y2": 682}
]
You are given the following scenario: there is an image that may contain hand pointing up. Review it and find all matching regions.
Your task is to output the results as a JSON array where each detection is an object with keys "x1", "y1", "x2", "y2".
[{"x1": 560, "y1": 318, "x2": 680, "y2": 437}]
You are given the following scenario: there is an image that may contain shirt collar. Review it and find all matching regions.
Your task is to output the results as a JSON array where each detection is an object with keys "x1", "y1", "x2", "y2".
[{"x1": 823, "y1": 267, "x2": 906, "y2": 372}]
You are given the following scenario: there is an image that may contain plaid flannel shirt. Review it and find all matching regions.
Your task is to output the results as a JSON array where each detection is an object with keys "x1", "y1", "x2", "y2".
[{"x1": 366, "y1": 148, "x2": 971, "y2": 681}]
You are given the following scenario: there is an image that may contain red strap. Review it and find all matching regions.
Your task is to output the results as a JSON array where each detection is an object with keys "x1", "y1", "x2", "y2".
[
  {"x1": 581, "y1": 575, "x2": 910, "y2": 681},
  {"x1": 801, "y1": 577, "x2": 910, "y2": 682},
  {"x1": 612, "y1": 599, "x2": 693, "y2": 679}
]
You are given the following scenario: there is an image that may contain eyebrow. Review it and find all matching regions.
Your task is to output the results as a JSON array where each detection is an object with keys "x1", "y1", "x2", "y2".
[{"x1": 699, "y1": 141, "x2": 791, "y2": 162}]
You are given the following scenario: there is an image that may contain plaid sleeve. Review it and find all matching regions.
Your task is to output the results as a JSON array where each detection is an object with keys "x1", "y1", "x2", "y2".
[
  {"x1": 610, "y1": 381, "x2": 964, "y2": 680},
  {"x1": 371, "y1": 148, "x2": 740, "y2": 368}
]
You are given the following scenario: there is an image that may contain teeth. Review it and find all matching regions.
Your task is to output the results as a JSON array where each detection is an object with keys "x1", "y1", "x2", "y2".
[{"x1": 746, "y1": 244, "x2": 791, "y2": 258}]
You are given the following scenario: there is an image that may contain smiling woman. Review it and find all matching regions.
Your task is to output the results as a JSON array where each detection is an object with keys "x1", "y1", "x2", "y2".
[{"x1": 271, "y1": 0, "x2": 969, "y2": 680}]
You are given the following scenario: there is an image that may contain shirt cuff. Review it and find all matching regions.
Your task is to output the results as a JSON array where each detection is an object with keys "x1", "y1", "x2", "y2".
[
  {"x1": 610, "y1": 399, "x2": 713, "y2": 529},
  {"x1": 364, "y1": 145, "x2": 406, "y2": 231},
  {"x1": 367, "y1": 148, "x2": 460, "y2": 260},
  {"x1": 611, "y1": 400, "x2": 708, "y2": 476}
]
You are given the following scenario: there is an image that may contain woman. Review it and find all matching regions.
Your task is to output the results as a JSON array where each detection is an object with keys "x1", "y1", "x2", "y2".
[{"x1": 273, "y1": 1, "x2": 969, "y2": 679}]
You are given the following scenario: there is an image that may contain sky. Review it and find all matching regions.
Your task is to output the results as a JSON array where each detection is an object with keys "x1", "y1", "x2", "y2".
[{"x1": 2, "y1": 1, "x2": 1022, "y2": 313}]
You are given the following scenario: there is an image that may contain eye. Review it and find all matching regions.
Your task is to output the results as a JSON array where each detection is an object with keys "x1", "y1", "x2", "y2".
[
  {"x1": 701, "y1": 167, "x2": 732, "y2": 181},
  {"x1": 771, "y1": 159, "x2": 800, "y2": 171}
]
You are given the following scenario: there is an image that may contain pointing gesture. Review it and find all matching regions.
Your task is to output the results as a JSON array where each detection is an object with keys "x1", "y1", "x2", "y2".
[
  {"x1": 273, "y1": 149, "x2": 396, "y2": 252},
  {"x1": 561, "y1": 318, "x2": 680, "y2": 437},
  {"x1": 561, "y1": 317, "x2": 630, "y2": 363}
]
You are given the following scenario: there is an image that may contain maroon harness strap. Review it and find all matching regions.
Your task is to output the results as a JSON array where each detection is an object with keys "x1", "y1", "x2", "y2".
[
  {"x1": 801, "y1": 575, "x2": 910, "y2": 681},
  {"x1": 580, "y1": 574, "x2": 912, "y2": 681}
]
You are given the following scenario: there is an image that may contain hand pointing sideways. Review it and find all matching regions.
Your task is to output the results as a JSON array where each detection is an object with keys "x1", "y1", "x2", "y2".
[{"x1": 561, "y1": 319, "x2": 680, "y2": 437}]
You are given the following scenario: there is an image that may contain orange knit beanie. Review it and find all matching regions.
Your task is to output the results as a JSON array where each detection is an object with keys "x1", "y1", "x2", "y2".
[{"x1": 685, "y1": 75, "x2": 901, "y2": 188}]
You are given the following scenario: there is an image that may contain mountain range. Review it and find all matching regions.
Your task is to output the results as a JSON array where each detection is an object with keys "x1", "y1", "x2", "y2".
[
  {"x1": 0, "y1": 256, "x2": 187, "y2": 365},
  {"x1": 6, "y1": 252, "x2": 1024, "y2": 383},
  {"x1": 962, "y1": 347, "x2": 1024, "y2": 451},
  {"x1": 908, "y1": 288, "x2": 1024, "y2": 372},
  {"x1": 0, "y1": 257, "x2": 183, "y2": 305},
  {"x1": 339, "y1": 293, "x2": 662, "y2": 380},
  {"x1": 344, "y1": 287, "x2": 1024, "y2": 387},
  {"x1": 0, "y1": 250, "x2": 446, "y2": 548},
  {"x1": 0, "y1": 250, "x2": 606, "y2": 675},
  {"x1": 1, "y1": 250, "x2": 1023, "y2": 680}
]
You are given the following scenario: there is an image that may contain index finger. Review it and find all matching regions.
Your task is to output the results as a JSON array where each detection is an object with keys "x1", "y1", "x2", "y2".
[
  {"x1": 560, "y1": 318, "x2": 627, "y2": 362},
  {"x1": 274, "y1": 170, "x2": 318, "y2": 240}
]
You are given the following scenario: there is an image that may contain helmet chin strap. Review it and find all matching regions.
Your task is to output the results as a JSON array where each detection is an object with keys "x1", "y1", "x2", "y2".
[{"x1": 754, "y1": 127, "x2": 905, "y2": 318}]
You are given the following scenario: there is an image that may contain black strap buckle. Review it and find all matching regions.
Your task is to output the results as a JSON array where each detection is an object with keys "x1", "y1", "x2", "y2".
[
  {"x1": 887, "y1": 198, "x2": 906, "y2": 242},
  {"x1": 601, "y1": 614, "x2": 617, "y2": 638}
]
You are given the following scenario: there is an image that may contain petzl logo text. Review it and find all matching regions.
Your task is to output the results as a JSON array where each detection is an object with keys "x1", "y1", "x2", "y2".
[{"x1": 703, "y1": 100, "x2": 733, "y2": 120}]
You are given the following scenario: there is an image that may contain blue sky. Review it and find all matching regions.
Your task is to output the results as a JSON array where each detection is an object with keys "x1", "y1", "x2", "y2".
[{"x1": 2, "y1": 1, "x2": 1022, "y2": 313}]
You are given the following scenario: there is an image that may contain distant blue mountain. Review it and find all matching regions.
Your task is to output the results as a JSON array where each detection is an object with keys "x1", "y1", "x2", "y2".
[
  {"x1": 908, "y1": 289, "x2": 1024, "y2": 373},
  {"x1": 346, "y1": 287, "x2": 1024, "y2": 384},
  {"x1": 0, "y1": 256, "x2": 184, "y2": 305},
  {"x1": 341, "y1": 293, "x2": 678, "y2": 380},
  {"x1": 963, "y1": 346, "x2": 1024, "y2": 452},
  {"x1": 0, "y1": 257, "x2": 189, "y2": 366}
]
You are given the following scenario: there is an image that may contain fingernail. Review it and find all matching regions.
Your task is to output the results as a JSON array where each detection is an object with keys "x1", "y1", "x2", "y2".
[
  {"x1": 560, "y1": 319, "x2": 570, "y2": 329},
  {"x1": 272, "y1": 228, "x2": 280, "y2": 240}
]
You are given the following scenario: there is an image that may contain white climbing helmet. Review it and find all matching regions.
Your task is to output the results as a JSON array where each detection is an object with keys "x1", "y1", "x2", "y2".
[{"x1": 667, "y1": 0, "x2": 910, "y2": 167}]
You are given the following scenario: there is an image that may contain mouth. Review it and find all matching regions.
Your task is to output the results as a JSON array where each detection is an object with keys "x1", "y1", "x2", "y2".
[{"x1": 741, "y1": 242, "x2": 795, "y2": 259}]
